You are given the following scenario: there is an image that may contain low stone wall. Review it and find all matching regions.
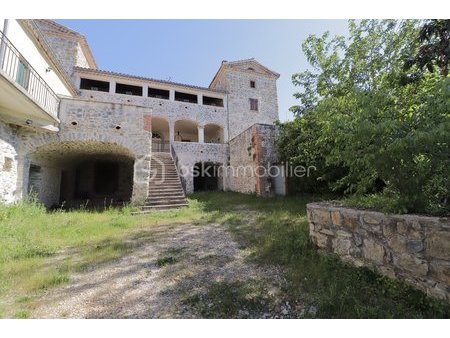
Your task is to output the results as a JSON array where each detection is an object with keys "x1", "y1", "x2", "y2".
[{"x1": 307, "y1": 202, "x2": 450, "y2": 301}]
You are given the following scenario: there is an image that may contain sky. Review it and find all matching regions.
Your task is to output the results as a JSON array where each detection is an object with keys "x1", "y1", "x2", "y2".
[{"x1": 57, "y1": 20, "x2": 350, "y2": 122}]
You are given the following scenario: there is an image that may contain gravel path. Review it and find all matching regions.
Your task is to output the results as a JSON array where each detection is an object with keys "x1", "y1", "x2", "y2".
[{"x1": 32, "y1": 223, "x2": 293, "y2": 319}]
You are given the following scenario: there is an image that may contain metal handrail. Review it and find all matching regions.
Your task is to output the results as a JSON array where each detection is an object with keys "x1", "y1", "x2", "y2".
[
  {"x1": 151, "y1": 139, "x2": 171, "y2": 153},
  {"x1": 0, "y1": 30, "x2": 60, "y2": 118}
]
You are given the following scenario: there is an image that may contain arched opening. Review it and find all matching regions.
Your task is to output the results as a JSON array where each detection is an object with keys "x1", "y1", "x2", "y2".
[
  {"x1": 151, "y1": 117, "x2": 170, "y2": 152},
  {"x1": 204, "y1": 123, "x2": 224, "y2": 144},
  {"x1": 27, "y1": 141, "x2": 135, "y2": 209},
  {"x1": 193, "y1": 162, "x2": 223, "y2": 192},
  {"x1": 174, "y1": 119, "x2": 198, "y2": 142}
]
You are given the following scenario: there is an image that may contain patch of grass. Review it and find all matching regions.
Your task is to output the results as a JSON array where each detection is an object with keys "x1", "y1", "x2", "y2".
[
  {"x1": 156, "y1": 248, "x2": 184, "y2": 267},
  {"x1": 182, "y1": 280, "x2": 271, "y2": 318},
  {"x1": 14, "y1": 309, "x2": 31, "y2": 319},
  {"x1": 156, "y1": 256, "x2": 177, "y2": 267}
]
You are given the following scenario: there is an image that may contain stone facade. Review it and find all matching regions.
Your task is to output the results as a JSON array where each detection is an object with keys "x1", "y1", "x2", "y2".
[
  {"x1": 307, "y1": 202, "x2": 450, "y2": 301},
  {"x1": 229, "y1": 124, "x2": 280, "y2": 197},
  {"x1": 0, "y1": 120, "x2": 18, "y2": 203},
  {"x1": 0, "y1": 20, "x2": 283, "y2": 207},
  {"x1": 210, "y1": 59, "x2": 279, "y2": 140}
]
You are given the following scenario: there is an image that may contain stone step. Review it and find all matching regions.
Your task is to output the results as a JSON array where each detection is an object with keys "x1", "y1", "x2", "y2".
[
  {"x1": 146, "y1": 198, "x2": 187, "y2": 205},
  {"x1": 147, "y1": 194, "x2": 185, "y2": 200},
  {"x1": 142, "y1": 203, "x2": 188, "y2": 209},
  {"x1": 132, "y1": 203, "x2": 188, "y2": 214},
  {"x1": 149, "y1": 187, "x2": 185, "y2": 193},
  {"x1": 149, "y1": 183, "x2": 183, "y2": 188}
]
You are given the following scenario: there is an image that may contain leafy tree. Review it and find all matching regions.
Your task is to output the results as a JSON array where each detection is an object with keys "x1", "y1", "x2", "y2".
[
  {"x1": 404, "y1": 19, "x2": 450, "y2": 77},
  {"x1": 279, "y1": 20, "x2": 450, "y2": 215}
]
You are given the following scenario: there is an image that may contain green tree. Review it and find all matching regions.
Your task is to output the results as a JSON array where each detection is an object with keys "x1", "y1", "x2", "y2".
[
  {"x1": 404, "y1": 19, "x2": 450, "y2": 77},
  {"x1": 279, "y1": 20, "x2": 450, "y2": 215}
]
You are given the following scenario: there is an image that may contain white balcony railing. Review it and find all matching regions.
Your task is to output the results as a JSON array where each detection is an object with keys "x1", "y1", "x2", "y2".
[{"x1": 0, "y1": 30, "x2": 60, "y2": 118}]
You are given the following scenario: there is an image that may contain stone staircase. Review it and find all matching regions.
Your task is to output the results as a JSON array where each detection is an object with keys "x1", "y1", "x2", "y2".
[{"x1": 141, "y1": 152, "x2": 188, "y2": 212}]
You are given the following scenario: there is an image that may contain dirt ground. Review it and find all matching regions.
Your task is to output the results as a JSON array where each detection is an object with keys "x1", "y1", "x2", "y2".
[{"x1": 32, "y1": 222, "x2": 301, "y2": 319}]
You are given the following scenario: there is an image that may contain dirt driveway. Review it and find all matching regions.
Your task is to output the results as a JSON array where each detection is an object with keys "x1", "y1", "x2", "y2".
[{"x1": 32, "y1": 222, "x2": 299, "y2": 319}]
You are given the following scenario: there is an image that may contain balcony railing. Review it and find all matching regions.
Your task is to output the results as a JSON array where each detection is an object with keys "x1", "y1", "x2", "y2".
[
  {"x1": 0, "y1": 30, "x2": 60, "y2": 118},
  {"x1": 152, "y1": 139, "x2": 171, "y2": 153}
]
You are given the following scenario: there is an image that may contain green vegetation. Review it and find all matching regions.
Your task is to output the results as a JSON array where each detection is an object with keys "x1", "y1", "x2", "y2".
[
  {"x1": 1, "y1": 192, "x2": 449, "y2": 318},
  {"x1": 0, "y1": 197, "x2": 204, "y2": 317},
  {"x1": 190, "y1": 192, "x2": 450, "y2": 318},
  {"x1": 277, "y1": 19, "x2": 450, "y2": 215}
]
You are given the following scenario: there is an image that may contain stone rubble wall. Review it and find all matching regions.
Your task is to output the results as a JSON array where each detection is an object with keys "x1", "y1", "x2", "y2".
[
  {"x1": 307, "y1": 202, "x2": 450, "y2": 301},
  {"x1": 171, "y1": 142, "x2": 229, "y2": 194},
  {"x1": 224, "y1": 70, "x2": 278, "y2": 140},
  {"x1": 0, "y1": 120, "x2": 19, "y2": 203},
  {"x1": 228, "y1": 124, "x2": 280, "y2": 197},
  {"x1": 15, "y1": 98, "x2": 152, "y2": 205},
  {"x1": 78, "y1": 90, "x2": 229, "y2": 137}
]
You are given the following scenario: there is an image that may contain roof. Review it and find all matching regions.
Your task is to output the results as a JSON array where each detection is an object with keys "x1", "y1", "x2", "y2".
[
  {"x1": 209, "y1": 58, "x2": 280, "y2": 88},
  {"x1": 32, "y1": 20, "x2": 97, "y2": 69},
  {"x1": 74, "y1": 67, "x2": 227, "y2": 94}
]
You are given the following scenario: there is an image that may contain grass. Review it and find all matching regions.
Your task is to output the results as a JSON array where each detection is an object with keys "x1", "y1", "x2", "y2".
[
  {"x1": 0, "y1": 192, "x2": 449, "y2": 318},
  {"x1": 188, "y1": 192, "x2": 450, "y2": 318}
]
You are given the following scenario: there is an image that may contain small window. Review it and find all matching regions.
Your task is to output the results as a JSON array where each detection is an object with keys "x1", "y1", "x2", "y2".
[
  {"x1": 80, "y1": 78, "x2": 110, "y2": 92},
  {"x1": 148, "y1": 87, "x2": 170, "y2": 100},
  {"x1": 203, "y1": 96, "x2": 224, "y2": 107},
  {"x1": 250, "y1": 80, "x2": 256, "y2": 88},
  {"x1": 175, "y1": 91, "x2": 198, "y2": 104},
  {"x1": 16, "y1": 59, "x2": 30, "y2": 90},
  {"x1": 115, "y1": 83, "x2": 142, "y2": 96},
  {"x1": 250, "y1": 98, "x2": 259, "y2": 111}
]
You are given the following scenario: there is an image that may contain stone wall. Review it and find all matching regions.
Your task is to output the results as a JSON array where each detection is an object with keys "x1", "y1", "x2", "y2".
[
  {"x1": 211, "y1": 61, "x2": 279, "y2": 140},
  {"x1": 307, "y1": 202, "x2": 450, "y2": 301},
  {"x1": 16, "y1": 98, "x2": 152, "y2": 205},
  {"x1": 171, "y1": 142, "x2": 228, "y2": 194},
  {"x1": 228, "y1": 124, "x2": 280, "y2": 197},
  {"x1": 78, "y1": 89, "x2": 228, "y2": 140},
  {"x1": 0, "y1": 120, "x2": 19, "y2": 203}
]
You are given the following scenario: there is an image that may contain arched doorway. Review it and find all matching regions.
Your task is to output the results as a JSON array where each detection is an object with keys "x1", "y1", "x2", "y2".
[
  {"x1": 27, "y1": 141, "x2": 135, "y2": 208},
  {"x1": 174, "y1": 119, "x2": 198, "y2": 142},
  {"x1": 204, "y1": 123, "x2": 225, "y2": 144},
  {"x1": 151, "y1": 117, "x2": 170, "y2": 152}
]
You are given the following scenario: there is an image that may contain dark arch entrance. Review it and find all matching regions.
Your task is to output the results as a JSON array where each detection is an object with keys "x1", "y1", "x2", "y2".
[
  {"x1": 27, "y1": 141, "x2": 135, "y2": 208},
  {"x1": 193, "y1": 162, "x2": 222, "y2": 192}
]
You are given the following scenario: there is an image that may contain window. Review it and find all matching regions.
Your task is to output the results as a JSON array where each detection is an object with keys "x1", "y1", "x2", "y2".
[
  {"x1": 80, "y1": 78, "x2": 110, "y2": 92},
  {"x1": 203, "y1": 96, "x2": 224, "y2": 107},
  {"x1": 115, "y1": 83, "x2": 142, "y2": 96},
  {"x1": 16, "y1": 59, "x2": 30, "y2": 90},
  {"x1": 148, "y1": 87, "x2": 170, "y2": 100},
  {"x1": 250, "y1": 98, "x2": 259, "y2": 111},
  {"x1": 250, "y1": 80, "x2": 256, "y2": 88},
  {"x1": 175, "y1": 91, "x2": 198, "y2": 104}
]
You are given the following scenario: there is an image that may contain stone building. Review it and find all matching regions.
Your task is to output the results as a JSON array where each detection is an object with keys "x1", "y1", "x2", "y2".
[{"x1": 0, "y1": 19, "x2": 285, "y2": 210}]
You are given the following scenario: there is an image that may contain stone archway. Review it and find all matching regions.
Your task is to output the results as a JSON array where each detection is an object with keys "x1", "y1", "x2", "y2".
[{"x1": 23, "y1": 141, "x2": 137, "y2": 208}]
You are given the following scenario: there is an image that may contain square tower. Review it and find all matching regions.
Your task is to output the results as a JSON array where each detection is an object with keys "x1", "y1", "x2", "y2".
[{"x1": 209, "y1": 59, "x2": 280, "y2": 140}]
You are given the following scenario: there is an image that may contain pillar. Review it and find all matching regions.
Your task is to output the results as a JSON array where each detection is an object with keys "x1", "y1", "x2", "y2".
[
  {"x1": 198, "y1": 126, "x2": 204, "y2": 143},
  {"x1": 169, "y1": 122, "x2": 175, "y2": 143},
  {"x1": 169, "y1": 89, "x2": 175, "y2": 101},
  {"x1": 109, "y1": 81, "x2": 116, "y2": 94}
]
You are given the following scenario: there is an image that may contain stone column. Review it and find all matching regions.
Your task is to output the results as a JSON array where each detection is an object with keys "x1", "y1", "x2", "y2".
[
  {"x1": 131, "y1": 154, "x2": 151, "y2": 204},
  {"x1": 169, "y1": 122, "x2": 175, "y2": 143},
  {"x1": 109, "y1": 81, "x2": 116, "y2": 94},
  {"x1": 142, "y1": 84, "x2": 148, "y2": 98},
  {"x1": 169, "y1": 89, "x2": 175, "y2": 101},
  {"x1": 197, "y1": 94, "x2": 203, "y2": 105},
  {"x1": 198, "y1": 125, "x2": 204, "y2": 143}
]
